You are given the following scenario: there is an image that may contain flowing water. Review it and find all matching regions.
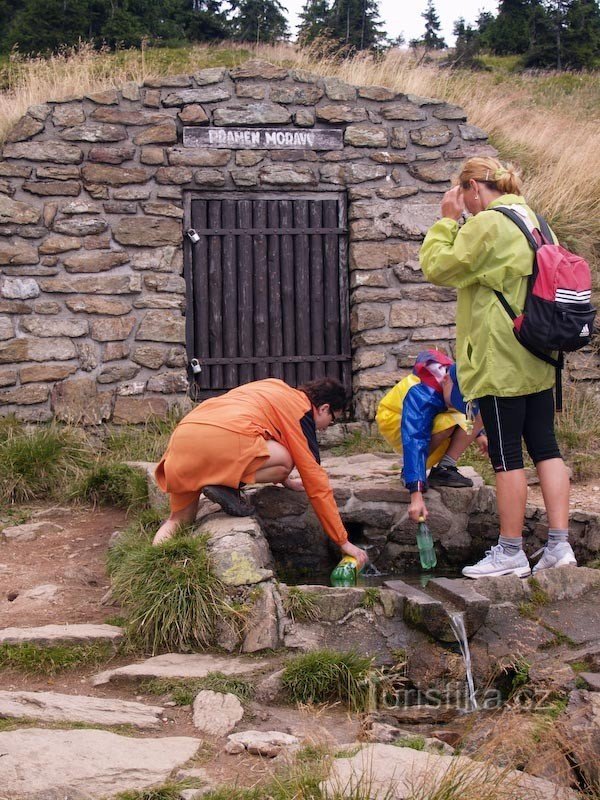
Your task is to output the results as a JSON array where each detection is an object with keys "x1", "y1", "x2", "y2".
[{"x1": 448, "y1": 610, "x2": 478, "y2": 712}]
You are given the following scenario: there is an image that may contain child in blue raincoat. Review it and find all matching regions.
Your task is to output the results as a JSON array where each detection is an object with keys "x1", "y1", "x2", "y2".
[{"x1": 376, "y1": 350, "x2": 487, "y2": 522}]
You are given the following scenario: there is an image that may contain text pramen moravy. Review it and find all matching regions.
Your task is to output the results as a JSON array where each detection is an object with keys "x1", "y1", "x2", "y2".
[{"x1": 182, "y1": 127, "x2": 344, "y2": 151}]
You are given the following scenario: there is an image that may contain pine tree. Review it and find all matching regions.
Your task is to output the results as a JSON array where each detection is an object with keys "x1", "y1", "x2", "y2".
[
  {"x1": 483, "y1": 0, "x2": 541, "y2": 55},
  {"x1": 525, "y1": 0, "x2": 600, "y2": 68},
  {"x1": 411, "y1": 0, "x2": 446, "y2": 49},
  {"x1": 326, "y1": 0, "x2": 386, "y2": 52},
  {"x1": 228, "y1": 0, "x2": 290, "y2": 44},
  {"x1": 297, "y1": 0, "x2": 331, "y2": 46},
  {"x1": 452, "y1": 17, "x2": 481, "y2": 67}
]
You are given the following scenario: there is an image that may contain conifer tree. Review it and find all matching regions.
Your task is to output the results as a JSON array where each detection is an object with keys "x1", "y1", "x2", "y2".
[
  {"x1": 297, "y1": 0, "x2": 331, "y2": 45},
  {"x1": 326, "y1": 0, "x2": 386, "y2": 52},
  {"x1": 411, "y1": 0, "x2": 446, "y2": 49},
  {"x1": 228, "y1": 0, "x2": 290, "y2": 44}
]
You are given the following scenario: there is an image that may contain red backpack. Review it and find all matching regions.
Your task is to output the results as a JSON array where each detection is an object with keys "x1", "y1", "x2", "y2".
[{"x1": 492, "y1": 206, "x2": 596, "y2": 410}]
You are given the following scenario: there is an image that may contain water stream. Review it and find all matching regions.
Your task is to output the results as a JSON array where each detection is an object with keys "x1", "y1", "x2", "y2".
[{"x1": 448, "y1": 610, "x2": 478, "y2": 712}]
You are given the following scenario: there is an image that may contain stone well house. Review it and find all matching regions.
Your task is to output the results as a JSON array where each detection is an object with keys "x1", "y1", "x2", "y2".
[{"x1": 0, "y1": 59, "x2": 597, "y2": 424}]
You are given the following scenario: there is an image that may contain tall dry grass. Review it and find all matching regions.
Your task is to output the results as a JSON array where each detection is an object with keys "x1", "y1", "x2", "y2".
[{"x1": 1, "y1": 42, "x2": 599, "y2": 268}]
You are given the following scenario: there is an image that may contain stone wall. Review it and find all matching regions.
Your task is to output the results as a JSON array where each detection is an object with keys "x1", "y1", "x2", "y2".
[{"x1": 1, "y1": 58, "x2": 597, "y2": 423}]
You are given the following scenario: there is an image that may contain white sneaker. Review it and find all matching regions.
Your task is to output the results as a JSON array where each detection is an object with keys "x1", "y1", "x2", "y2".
[
  {"x1": 532, "y1": 542, "x2": 577, "y2": 575},
  {"x1": 462, "y1": 544, "x2": 531, "y2": 579}
]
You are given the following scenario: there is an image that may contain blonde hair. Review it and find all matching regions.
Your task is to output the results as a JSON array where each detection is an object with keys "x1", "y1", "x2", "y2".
[{"x1": 457, "y1": 157, "x2": 522, "y2": 195}]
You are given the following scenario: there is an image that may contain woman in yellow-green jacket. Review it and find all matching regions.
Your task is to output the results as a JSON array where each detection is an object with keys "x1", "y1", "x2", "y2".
[{"x1": 420, "y1": 156, "x2": 575, "y2": 580}]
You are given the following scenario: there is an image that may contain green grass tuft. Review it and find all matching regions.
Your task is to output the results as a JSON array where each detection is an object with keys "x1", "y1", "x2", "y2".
[
  {"x1": 141, "y1": 672, "x2": 255, "y2": 706},
  {"x1": 110, "y1": 532, "x2": 224, "y2": 654},
  {"x1": 360, "y1": 588, "x2": 380, "y2": 610},
  {"x1": 284, "y1": 587, "x2": 321, "y2": 623},
  {"x1": 394, "y1": 735, "x2": 426, "y2": 751},
  {"x1": 0, "y1": 642, "x2": 114, "y2": 675},
  {"x1": 281, "y1": 649, "x2": 373, "y2": 711},
  {"x1": 115, "y1": 781, "x2": 195, "y2": 800},
  {"x1": 75, "y1": 462, "x2": 149, "y2": 510},
  {"x1": 101, "y1": 411, "x2": 181, "y2": 462},
  {"x1": 0, "y1": 422, "x2": 90, "y2": 505},
  {"x1": 330, "y1": 430, "x2": 393, "y2": 457}
]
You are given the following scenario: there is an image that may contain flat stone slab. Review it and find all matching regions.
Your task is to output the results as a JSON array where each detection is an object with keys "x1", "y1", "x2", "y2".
[
  {"x1": 322, "y1": 743, "x2": 578, "y2": 800},
  {"x1": 92, "y1": 653, "x2": 271, "y2": 686},
  {"x1": 1, "y1": 521, "x2": 63, "y2": 542},
  {"x1": 579, "y1": 672, "x2": 600, "y2": 690},
  {"x1": 0, "y1": 728, "x2": 200, "y2": 798},
  {"x1": 0, "y1": 623, "x2": 123, "y2": 646},
  {"x1": 0, "y1": 690, "x2": 165, "y2": 729},
  {"x1": 193, "y1": 690, "x2": 243, "y2": 737}
]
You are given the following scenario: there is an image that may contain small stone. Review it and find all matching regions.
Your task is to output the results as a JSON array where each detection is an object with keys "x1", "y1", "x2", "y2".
[
  {"x1": 408, "y1": 161, "x2": 456, "y2": 183},
  {"x1": 316, "y1": 105, "x2": 367, "y2": 124},
  {"x1": 213, "y1": 103, "x2": 291, "y2": 126},
  {"x1": 63, "y1": 250, "x2": 129, "y2": 273},
  {"x1": 194, "y1": 67, "x2": 227, "y2": 85},
  {"x1": 66, "y1": 296, "x2": 130, "y2": 315},
  {"x1": 167, "y1": 148, "x2": 230, "y2": 167},
  {"x1": 459, "y1": 123, "x2": 488, "y2": 141},
  {"x1": 20, "y1": 364, "x2": 77, "y2": 383},
  {"x1": 1, "y1": 278, "x2": 39, "y2": 299},
  {"x1": 141, "y1": 202, "x2": 183, "y2": 219},
  {"x1": 82, "y1": 164, "x2": 151, "y2": 185},
  {"x1": 177, "y1": 105, "x2": 209, "y2": 125},
  {"x1": 381, "y1": 103, "x2": 427, "y2": 121},
  {"x1": 155, "y1": 167, "x2": 193, "y2": 185},
  {"x1": 112, "y1": 396, "x2": 169, "y2": 424},
  {"x1": 344, "y1": 124, "x2": 388, "y2": 147},
  {"x1": 0, "y1": 195, "x2": 41, "y2": 225},
  {"x1": 136, "y1": 310, "x2": 185, "y2": 343},
  {"x1": 90, "y1": 317, "x2": 136, "y2": 342},
  {"x1": 358, "y1": 85, "x2": 396, "y2": 101},
  {"x1": 163, "y1": 87, "x2": 231, "y2": 107},
  {"x1": 90, "y1": 108, "x2": 171, "y2": 125},
  {"x1": 86, "y1": 89, "x2": 119, "y2": 105},
  {"x1": 38, "y1": 235, "x2": 81, "y2": 255},
  {"x1": 236, "y1": 83, "x2": 266, "y2": 100},
  {"x1": 88, "y1": 144, "x2": 136, "y2": 164},
  {"x1": 52, "y1": 105, "x2": 86, "y2": 127},
  {"x1": 192, "y1": 691, "x2": 244, "y2": 737},
  {"x1": 140, "y1": 147, "x2": 166, "y2": 165},
  {"x1": 114, "y1": 218, "x2": 181, "y2": 247},
  {"x1": 410, "y1": 123, "x2": 453, "y2": 148},
  {"x1": 6, "y1": 115, "x2": 45, "y2": 143},
  {"x1": 194, "y1": 169, "x2": 226, "y2": 187},
  {"x1": 21, "y1": 584, "x2": 60, "y2": 601},
  {"x1": 133, "y1": 344, "x2": 166, "y2": 369},
  {"x1": 323, "y1": 78, "x2": 356, "y2": 101},
  {"x1": 61, "y1": 124, "x2": 126, "y2": 142},
  {"x1": 40, "y1": 275, "x2": 141, "y2": 294},
  {"x1": 226, "y1": 730, "x2": 299, "y2": 757},
  {"x1": 133, "y1": 121, "x2": 178, "y2": 146},
  {"x1": 20, "y1": 317, "x2": 88, "y2": 338},
  {"x1": 3, "y1": 141, "x2": 83, "y2": 164},
  {"x1": 230, "y1": 60, "x2": 288, "y2": 80}
]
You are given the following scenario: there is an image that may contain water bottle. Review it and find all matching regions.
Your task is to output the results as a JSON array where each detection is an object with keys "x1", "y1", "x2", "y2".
[
  {"x1": 416, "y1": 517, "x2": 437, "y2": 570},
  {"x1": 330, "y1": 556, "x2": 358, "y2": 587}
]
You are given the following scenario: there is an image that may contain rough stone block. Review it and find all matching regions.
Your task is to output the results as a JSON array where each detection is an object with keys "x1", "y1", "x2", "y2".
[
  {"x1": 133, "y1": 121, "x2": 178, "y2": 146},
  {"x1": 82, "y1": 164, "x2": 151, "y2": 185},
  {"x1": 344, "y1": 124, "x2": 388, "y2": 147},
  {"x1": 88, "y1": 144, "x2": 136, "y2": 164},
  {"x1": 213, "y1": 103, "x2": 291, "y2": 126},
  {"x1": 114, "y1": 217, "x2": 181, "y2": 247},
  {"x1": 61, "y1": 124, "x2": 127, "y2": 143},
  {"x1": 390, "y1": 300, "x2": 456, "y2": 328},
  {"x1": 316, "y1": 105, "x2": 367, "y2": 123},
  {"x1": 230, "y1": 60, "x2": 288, "y2": 80},
  {"x1": 3, "y1": 141, "x2": 83, "y2": 164},
  {"x1": 90, "y1": 316, "x2": 136, "y2": 342},
  {"x1": 112, "y1": 396, "x2": 169, "y2": 424},
  {"x1": 0, "y1": 195, "x2": 41, "y2": 225},
  {"x1": 51, "y1": 378, "x2": 113, "y2": 424},
  {"x1": 6, "y1": 115, "x2": 45, "y2": 143},
  {"x1": 136, "y1": 309, "x2": 185, "y2": 343}
]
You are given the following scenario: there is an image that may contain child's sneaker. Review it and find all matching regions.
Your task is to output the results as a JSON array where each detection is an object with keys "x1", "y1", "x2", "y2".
[
  {"x1": 428, "y1": 464, "x2": 473, "y2": 488},
  {"x1": 462, "y1": 544, "x2": 531, "y2": 579},
  {"x1": 532, "y1": 542, "x2": 577, "y2": 575}
]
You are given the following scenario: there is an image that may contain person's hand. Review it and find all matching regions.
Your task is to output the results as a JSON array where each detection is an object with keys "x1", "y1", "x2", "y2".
[
  {"x1": 441, "y1": 186, "x2": 464, "y2": 222},
  {"x1": 477, "y1": 434, "x2": 489, "y2": 455},
  {"x1": 408, "y1": 492, "x2": 428, "y2": 522},
  {"x1": 283, "y1": 477, "x2": 304, "y2": 492},
  {"x1": 340, "y1": 540, "x2": 368, "y2": 570}
]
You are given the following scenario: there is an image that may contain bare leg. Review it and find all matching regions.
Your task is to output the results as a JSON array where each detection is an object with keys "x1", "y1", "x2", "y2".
[
  {"x1": 254, "y1": 439, "x2": 294, "y2": 485},
  {"x1": 536, "y1": 457, "x2": 569, "y2": 529},
  {"x1": 429, "y1": 426, "x2": 455, "y2": 453},
  {"x1": 152, "y1": 497, "x2": 199, "y2": 546},
  {"x1": 495, "y1": 469, "x2": 528, "y2": 537}
]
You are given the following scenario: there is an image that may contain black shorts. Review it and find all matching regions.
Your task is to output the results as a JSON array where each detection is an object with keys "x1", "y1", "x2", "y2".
[{"x1": 478, "y1": 389, "x2": 561, "y2": 473}]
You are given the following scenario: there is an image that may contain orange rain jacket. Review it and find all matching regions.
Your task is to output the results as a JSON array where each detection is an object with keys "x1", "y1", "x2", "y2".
[{"x1": 169, "y1": 379, "x2": 348, "y2": 546}]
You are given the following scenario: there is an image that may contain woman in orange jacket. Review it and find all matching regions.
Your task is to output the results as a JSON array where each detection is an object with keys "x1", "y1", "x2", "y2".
[{"x1": 152, "y1": 377, "x2": 367, "y2": 569}]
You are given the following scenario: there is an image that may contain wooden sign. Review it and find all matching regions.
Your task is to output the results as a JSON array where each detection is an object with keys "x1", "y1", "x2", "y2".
[{"x1": 183, "y1": 127, "x2": 343, "y2": 150}]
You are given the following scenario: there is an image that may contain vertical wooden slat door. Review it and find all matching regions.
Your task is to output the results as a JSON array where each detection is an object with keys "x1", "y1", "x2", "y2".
[{"x1": 186, "y1": 194, "x2": 350, "y2": 396}]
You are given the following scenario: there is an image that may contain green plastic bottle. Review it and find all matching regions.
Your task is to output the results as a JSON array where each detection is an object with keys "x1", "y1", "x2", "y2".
[
  {"x1": 416, "y1": 517, "x2": 437, "y2": 570},
  {"x1": 330, "y1": 555, "x2": 358, "y2": 587}
]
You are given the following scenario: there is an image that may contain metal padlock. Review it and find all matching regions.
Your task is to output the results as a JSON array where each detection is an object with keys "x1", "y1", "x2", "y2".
[
  {"x1": 190, "y1": 358, "x2": 202, "y2": 375},
  {"x1": 186, "y1": 228, "x2": 200, "y2": 244}
]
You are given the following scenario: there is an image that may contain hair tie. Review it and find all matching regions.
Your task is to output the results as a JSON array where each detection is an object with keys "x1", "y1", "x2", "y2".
[{"x1": 494, "y1": 168, "x2": 508, "y2": 180}]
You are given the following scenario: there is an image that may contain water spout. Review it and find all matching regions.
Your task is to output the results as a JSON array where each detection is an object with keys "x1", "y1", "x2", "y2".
[{"x1": 448, "y1": 610, "x2": 478, "y2": 712}]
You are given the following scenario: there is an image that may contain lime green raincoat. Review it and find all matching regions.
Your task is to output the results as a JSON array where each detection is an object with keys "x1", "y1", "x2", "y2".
[{"x1": 419, "y1": 194, "x2": 555, "y2": 401}]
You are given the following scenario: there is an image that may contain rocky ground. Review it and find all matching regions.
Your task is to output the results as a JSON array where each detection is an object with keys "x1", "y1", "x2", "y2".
[{"x1": 0, "y1": 458, "x2": 599, "y2": 799}]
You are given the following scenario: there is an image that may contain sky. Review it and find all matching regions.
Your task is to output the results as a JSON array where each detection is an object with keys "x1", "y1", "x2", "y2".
[{"x1": 283, "y1": 0, "x2": 500, "y2": 46}]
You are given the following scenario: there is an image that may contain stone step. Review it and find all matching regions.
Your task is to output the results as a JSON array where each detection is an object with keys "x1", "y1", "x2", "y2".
[
  {"x1": 0, "y1": 690, "x2": 165, "y2": 729},
  {"x1": 579, "y1": 672, "x2": 600, "y2": 691},
  {"x1": 0, "y1": 728, "x2": 200, "y2": 798},
  {"x1": 92, "y1": 652, "x2": 273, "y2": 686},
  {"x1": 383, "y1": 579, "x2": 453, "y2": 642},
  {"x1": 0, "y1": 623, "x2": 123, "y2": 647},
  {"x1": 426, "y1": 577, "x2": 490, "y2": 637}
]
